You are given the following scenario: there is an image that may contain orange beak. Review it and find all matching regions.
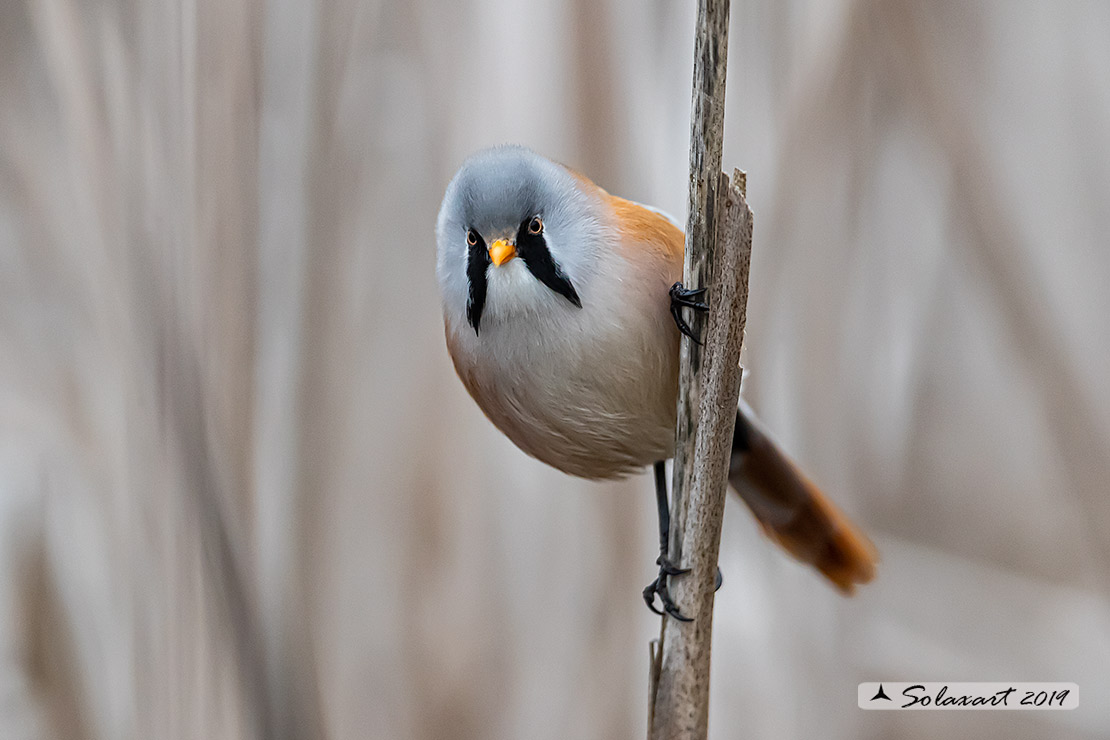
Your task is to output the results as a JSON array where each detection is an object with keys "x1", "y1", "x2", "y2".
[{"x1": 488, "y1": 239, "x2": 517, "y2": 267}]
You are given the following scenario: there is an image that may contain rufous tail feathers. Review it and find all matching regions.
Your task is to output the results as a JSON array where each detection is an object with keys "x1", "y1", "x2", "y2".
[{"x1": 728, "y1": 403, "x2": 877, "y2": 593}]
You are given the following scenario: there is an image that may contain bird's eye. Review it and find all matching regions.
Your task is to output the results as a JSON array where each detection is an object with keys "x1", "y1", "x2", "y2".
[
  {"x1": 528, "y1": 216, "x2": 543, "y2": 235},
  {"x1": 466, "y1": 229, "x2": 479, "y2": 246}
]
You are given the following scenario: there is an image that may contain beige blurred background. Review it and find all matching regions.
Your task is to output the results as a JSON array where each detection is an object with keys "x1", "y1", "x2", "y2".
[{"x1": 2, "y1": 0, "x2": 1109, "y2": 738}]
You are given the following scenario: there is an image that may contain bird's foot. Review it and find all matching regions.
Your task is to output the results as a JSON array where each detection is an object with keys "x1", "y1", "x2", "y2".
[
  {"x1": 642, "y1": 555, "x2": 692, "y2": 621},
  {"x1": 641, "y1": 559, "x2": 724, "y2": 622},
  {"x1": 669, "y1": 282, "x2": 709, "y2": 344}
]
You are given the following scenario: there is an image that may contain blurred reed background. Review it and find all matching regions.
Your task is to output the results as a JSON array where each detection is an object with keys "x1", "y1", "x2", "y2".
[{"x1": 2, "y1": 0, "x2": 1109, "y2": 738}]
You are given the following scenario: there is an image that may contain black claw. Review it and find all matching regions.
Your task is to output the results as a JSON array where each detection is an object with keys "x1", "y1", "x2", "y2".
[
  {"x1": 669, "y1": 282, "x2": 709, "y2": 309},
  {"x1": 643, "y1": 565, "x2": 720, "y2": 621},
  {"x1": 657, "y1": 556, "x2": 691, "y2": 577},
  {"x1": 665, "y1": 601, "x2": 693, "y2": 622},
  {"x1": 670, "y1": 305, "x2": 701, "y2": 345},
  {"x1": 669, "y1": 282, "x2": 709, "y2": 344},
  {"x1": 671, "y1": 286, "x2": 708, "y2": 309},
  {"x1": 643, "y1": 579, "x2": 665, "y2": 616},
  {"x1": 644, "y1": 556, "x2": 694, "y2": 621},
  {"x1": 648, "y1": 576, "x2": 688, "y2": 621}
]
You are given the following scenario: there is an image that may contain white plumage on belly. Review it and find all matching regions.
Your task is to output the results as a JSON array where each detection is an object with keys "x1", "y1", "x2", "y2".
[{"x1": 445, "y1": 230, "x2": 680, "y2": 479}]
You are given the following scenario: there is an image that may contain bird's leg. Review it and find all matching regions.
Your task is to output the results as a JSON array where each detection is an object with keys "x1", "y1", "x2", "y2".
[
  {"x1": 641, "y1": 461, "x2": 724, "y2": 621},
  {"x1": 669, "y1": 282, "x2": 709, "y2": 344},
  {"x1": 642, "y1": 460, "x2": 693, "y2": 621}
]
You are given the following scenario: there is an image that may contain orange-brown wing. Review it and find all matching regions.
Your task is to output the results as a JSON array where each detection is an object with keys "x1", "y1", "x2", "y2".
[
  {"x1": 558, "y1": 163, "x2": 685, "y2": 272},
  {"x1": 607, "y1": 195, "x2": 685, "y2": 273}
]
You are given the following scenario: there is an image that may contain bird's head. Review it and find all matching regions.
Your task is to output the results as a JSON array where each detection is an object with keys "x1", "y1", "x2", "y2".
[{"x1": 436, "y1": 146, "x2": 608, "y2": 335}]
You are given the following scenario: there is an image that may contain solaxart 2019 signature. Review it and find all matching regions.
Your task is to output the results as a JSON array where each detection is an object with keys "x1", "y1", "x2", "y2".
[
  {"x1": 858, "y1": 682, "x2": 1078, "y2": 710},
  {"x1": 900, "y1": 684, "x2": 1071, "y2": 709}
]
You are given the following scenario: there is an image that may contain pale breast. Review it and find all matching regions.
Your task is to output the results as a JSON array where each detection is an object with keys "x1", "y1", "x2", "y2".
[{"x1": 445, "y1": 247, "x2": 680, "y2": 480}]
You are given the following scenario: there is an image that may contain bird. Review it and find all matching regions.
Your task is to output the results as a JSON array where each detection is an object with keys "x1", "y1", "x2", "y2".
[{"x1": 435, "y1": 145, "x2": 876, "y2": 619}]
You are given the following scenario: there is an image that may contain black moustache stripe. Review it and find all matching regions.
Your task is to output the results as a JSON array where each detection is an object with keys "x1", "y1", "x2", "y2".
[
  {"x1": 516, "y1": 227, "x2": 581, "y2": 309},
  {"x1": 466, "y1": 232, "x2": 489, "y2": 333}
]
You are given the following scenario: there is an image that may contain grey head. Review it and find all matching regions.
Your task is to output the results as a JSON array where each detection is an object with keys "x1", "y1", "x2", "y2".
[{"x1": 436, "y1": 145, "x2": 607, "y2": 334}]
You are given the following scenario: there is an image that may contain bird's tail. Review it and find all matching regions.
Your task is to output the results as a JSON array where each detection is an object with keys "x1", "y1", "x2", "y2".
[{"x1": 728, "y1": 402, "x2": 877, "y2": 593}]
